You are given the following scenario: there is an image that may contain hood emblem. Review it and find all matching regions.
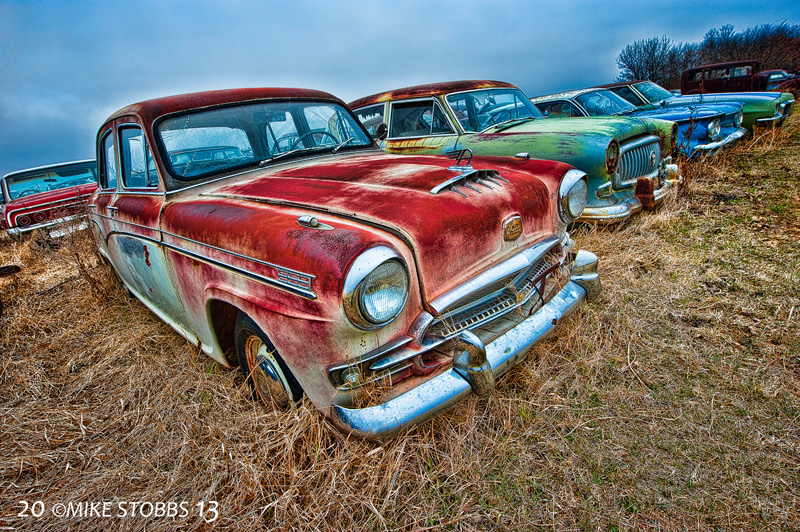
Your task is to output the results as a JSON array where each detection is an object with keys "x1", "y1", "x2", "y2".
[
  {"x1": 503, "y1": 216, "x2": 523, "y2": 241},
  {"x1": 446, "y1": 148, "x2": 473, "y2": 172}
]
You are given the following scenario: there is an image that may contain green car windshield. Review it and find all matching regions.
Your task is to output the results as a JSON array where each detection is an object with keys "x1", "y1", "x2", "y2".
[
  {"x1": 633, "y1": 81, "x2": 675, "y2": 104},
  {"x1": 446, "y1": 89, "x2": 543, "y2": 132}
]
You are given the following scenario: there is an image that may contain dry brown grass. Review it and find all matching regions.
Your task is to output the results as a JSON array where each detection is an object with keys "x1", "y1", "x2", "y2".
[{"x1": 1, "y1": 115, "x2": 799, "y2": 531}]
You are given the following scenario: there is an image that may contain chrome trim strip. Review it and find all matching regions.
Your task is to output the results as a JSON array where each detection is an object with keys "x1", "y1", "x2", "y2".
[
  {"x1": 92, "y1": 216, "x2": 317, "y2": 298},
  {"x1": 430, "y1": 236, "x2": 559, "y2": 314},
  {"x1": 161, "y1": 241, "x2": 317, "y2": 299},
  {"x1": 160, "y1": 230, "x2": 316, "y2": 279},
  {"x1": 328, "y1": 336, "x2": 414, "y2": 375},
  {"x1": 430, "y1": 168, "x2": 504, "y2": 195}
]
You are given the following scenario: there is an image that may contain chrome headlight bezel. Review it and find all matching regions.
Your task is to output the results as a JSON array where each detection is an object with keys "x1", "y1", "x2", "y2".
[
  {"x1": 558, "y1": 169, "x2": 589, "y2": 223},
  {"x1": 605, "y1": 140, "x2": 620, "y2": 174},
  {"x1": 343, "y1": 246, "x2": 409, "y2": 330},
  {"x1": 707, "y1": 118, "x2": 721, "y2": 140},
  {"x1": 733, "y1": 111, "x2": 743, "y2": 128}
]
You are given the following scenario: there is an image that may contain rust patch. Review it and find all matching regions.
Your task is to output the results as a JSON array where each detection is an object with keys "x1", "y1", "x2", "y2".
[
  {"x1": 635, "y1": 177, "x2": 656, "y2": 210},
  {"x1": 144, "y1": 245, "x2": 151, "y2": 267}
]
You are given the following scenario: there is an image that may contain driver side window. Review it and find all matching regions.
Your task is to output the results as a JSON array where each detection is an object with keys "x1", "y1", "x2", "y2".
[{"x1": 100, "y1": 131, "x2": 118, "y2": 190}]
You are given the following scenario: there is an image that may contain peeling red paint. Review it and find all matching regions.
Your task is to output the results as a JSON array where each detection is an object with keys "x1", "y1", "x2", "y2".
[{"x1": 144, "y1": 245, "x2": 151, "y2": 267}]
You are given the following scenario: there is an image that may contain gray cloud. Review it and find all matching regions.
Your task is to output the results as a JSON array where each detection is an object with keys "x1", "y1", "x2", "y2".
[{"x1": 1, "y1": 0, "x2": 798, "y2": 176}]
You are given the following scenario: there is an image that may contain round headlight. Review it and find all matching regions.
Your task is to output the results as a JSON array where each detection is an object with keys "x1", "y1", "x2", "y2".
[
  {"x1": 733, "y1": 111, "x2": 743, "y2": 128},
  {"x1": 707, "y1": 118, "x2": 721, "y2": 140},
  {"x1": 359, "y1": 260, "x2": 408, "y2": 324},
  {"x1": 343, "y1": 247, "x2": 409, "y2": 329},
  {"x1": 558, "y1": 169, "x2": 588, "y2": 223},
  {"x1": 605, "y1": 140, "x2": 619, "y2": 174}
]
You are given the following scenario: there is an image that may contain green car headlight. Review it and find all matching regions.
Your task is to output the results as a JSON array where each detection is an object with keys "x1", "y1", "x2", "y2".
[{"x1": 343, "y1": 247, "x2": 409, "y2": 329}]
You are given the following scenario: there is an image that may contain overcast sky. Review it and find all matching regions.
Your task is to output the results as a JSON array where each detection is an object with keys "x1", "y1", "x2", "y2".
[{"x1": 1, "y1": 0, "x2": 799, "y2": 177}]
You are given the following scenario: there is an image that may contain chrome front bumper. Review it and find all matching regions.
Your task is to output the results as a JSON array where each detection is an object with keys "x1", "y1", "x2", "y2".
[
  {"x1": 578, "y1": 164, "x2": 682, "y2": 224},
  {"x1": 689, "y1": 127, "x2": 746, "y2": 157},
  {"x1": 330, "y1": 249, "x2": 600, "y2": 440}
]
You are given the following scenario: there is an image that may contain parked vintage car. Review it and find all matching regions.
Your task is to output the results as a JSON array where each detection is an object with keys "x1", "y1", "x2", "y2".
[
  {"x1": 349, "y1": 80, "x2": 681, "y2": 224},
  {"x1": 530, "y1": 87, "x2": 746, "y2": 157},
  {"x1": 680, "y1": 60, "x2": 799, "y2": 95},
  {"x1": 601, "y1": 80, "x2": 795, "y2": 130},
  {"x1": 89, "y1": 87, "x2": 600, "y2": 439},
  {"x1": 0, "y1": 160, "x2": 97, "y2": 238}
]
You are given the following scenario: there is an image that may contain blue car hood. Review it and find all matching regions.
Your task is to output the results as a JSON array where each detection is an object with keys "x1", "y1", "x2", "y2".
[{"x1": 626, "y1": 103, "x2": 738, "y2": 123}]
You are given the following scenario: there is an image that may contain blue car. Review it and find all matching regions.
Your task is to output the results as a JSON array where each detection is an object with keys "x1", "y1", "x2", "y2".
[{"x1": 530, "y1": 87, "x2": 746, "y2": 158}]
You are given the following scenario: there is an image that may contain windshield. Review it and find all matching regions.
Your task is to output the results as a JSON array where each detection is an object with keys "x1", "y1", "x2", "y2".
[
  {"x1": 575, "y1": 90, "x2": 637, "y2": 116},
  {"x1": 634, "y1": 81, "x2": 675, "y2": 103},
  {"x1": 445, "y1": 88, "x2": 543, "y2": 132},
  {"x1": 4, "y1": 161, "x2": 96, "y2": 201},
  {"x1": 157, "y1": 100, "x2": 373, "y2": 181}
]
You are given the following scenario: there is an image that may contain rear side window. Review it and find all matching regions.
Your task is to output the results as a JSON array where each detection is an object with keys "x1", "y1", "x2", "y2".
[
  {"x1": 354, "y1": 104, "x2": 385, "y2": 136},
  {"x1": 119, "y1": 127, "x2": 159, "y2": 189},
  {"x1": 100, "y1": 131, "x2": 117, "y2": 190}
]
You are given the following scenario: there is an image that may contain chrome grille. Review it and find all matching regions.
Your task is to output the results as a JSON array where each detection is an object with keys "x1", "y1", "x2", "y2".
[
  {"x1": 428, "y1": 255, "x2": 559, "y2": 339},
  {"x1": 616, "y1": 135, "x2": 661, "y2": 188}
]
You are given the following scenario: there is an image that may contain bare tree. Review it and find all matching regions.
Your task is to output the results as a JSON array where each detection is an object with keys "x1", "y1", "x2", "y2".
[{"x1": 616, "y1": 36, "x2": 673, "y2": 85}]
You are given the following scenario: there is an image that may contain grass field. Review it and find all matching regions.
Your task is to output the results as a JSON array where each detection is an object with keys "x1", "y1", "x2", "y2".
[{"x1": 1, "y1": 114, "x2": 798, "y2": 531}]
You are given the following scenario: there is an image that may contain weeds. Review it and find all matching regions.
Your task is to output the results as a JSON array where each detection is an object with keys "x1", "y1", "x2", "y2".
[{"x1": 1, "y1": 114, "x2": 799, "y2": 531}]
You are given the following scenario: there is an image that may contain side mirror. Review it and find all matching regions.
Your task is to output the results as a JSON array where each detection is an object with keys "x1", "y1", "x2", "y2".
[{"x1": 374, "y1": 122, "x2": 388, "y2": 141}]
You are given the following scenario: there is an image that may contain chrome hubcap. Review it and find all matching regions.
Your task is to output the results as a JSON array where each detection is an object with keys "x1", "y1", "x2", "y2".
[{"x1": 244, "y1": 336, "x2": 292, "y2": 408}]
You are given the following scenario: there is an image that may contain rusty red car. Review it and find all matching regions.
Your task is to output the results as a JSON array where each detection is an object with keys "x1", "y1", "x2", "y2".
[
  {"x1": 89, "y1": 87, "x2": 600, "y2": 439},
  {"x1": 1, "y1": 160, "x2": 97, "y2": 238}
]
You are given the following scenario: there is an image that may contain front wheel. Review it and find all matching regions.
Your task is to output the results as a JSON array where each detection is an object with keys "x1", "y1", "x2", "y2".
[{"x1": 234, "y1": 313, "x2": 302, "y2": 408}]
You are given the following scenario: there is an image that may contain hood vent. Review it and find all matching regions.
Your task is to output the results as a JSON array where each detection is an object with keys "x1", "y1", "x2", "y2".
[{"x1": 430, "y1": 168, "x2": 509, "y2": 197}]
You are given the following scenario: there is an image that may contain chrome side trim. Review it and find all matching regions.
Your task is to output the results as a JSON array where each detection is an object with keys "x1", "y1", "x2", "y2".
[{"x1": 430, "y1": 236, "x2": 559, "y2": 314}]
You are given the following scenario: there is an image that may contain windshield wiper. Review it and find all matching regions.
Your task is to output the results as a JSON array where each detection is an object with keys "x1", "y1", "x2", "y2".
[
  {"x1": 612, "y1": 108, "x2": 638, "y2": 116},
  {"x1": 484, "y1": 116, "x2": 538, "y2": 133},
  {"x1": 259, "y1": 148, "x2": 305, "y2": 167},
  {"x1": 331, "y1": 136, "x2": 354, "y2": 153}
]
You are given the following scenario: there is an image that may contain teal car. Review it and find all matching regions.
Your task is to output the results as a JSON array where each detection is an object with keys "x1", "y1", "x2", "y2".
[
  {"x1": 600, "y1": 80, "x2": 795, "y2": 131},
  {"x1": 350, "y1": 80, "x2": 681, "y2": 224}
]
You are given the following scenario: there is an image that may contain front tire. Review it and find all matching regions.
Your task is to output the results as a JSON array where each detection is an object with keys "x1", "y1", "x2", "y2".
[{"x1": 234, "y1": 313, "x2": 302, "y2": 408}]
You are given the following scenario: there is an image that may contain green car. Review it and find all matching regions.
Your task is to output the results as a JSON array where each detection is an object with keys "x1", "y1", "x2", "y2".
[
  {"x1": 599, "y1": 80, "x2": 795, "y2": 131},
  {"x1": 349, "y1": 80, "x2": 681, "y2": 224}
]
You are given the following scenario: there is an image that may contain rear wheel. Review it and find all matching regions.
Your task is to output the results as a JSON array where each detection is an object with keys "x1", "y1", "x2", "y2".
[{"x1": 234, "y1": 313, "x2": 302, "y2": 408}]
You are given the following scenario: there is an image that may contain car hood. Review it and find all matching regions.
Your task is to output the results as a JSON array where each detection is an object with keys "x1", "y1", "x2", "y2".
[
  {"x1": 198, "y1": 152, "x2": 567, "y2": 304},
  {"x1": 628, "y1": 103, "x2": 739, "y2": 122},
  {"x1": 4, "y1": 184, "x2": 96, "y2": 211},
  {"x1": 666, "y1": 92, "x2": 783, "y2": 106},
  {"x1": 494, "y1": 115, "x2": 659, "y2": 139}
]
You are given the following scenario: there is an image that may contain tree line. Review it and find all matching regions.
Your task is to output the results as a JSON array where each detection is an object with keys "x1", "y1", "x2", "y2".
[{"x1": 616, "y1": 22, "x2": 800, "y2": 89}]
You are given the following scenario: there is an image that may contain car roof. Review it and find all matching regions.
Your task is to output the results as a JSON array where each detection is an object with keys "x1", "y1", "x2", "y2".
[
  {"x1": 104, "y1": 87, "x2": 344, "y2": 125},
  {"x1": 348, "y1": 80, "x2": 517, "y2": 109},
  {"x1": 2, "y1": 159, "x2": 96, "y2": 180},
  {"x1": 595, "y1": 80, "x2": 647, "y2": 89}
]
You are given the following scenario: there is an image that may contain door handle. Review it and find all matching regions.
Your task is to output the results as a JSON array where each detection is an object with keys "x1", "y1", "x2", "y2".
[{"x1": 107, "y1": 206, "x2": 118, "y2": 218}]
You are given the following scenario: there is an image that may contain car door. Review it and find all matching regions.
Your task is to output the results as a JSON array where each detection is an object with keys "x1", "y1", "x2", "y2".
[
  {"x1": 381, "y1": 98, "x2": 459, "y2": 155},
  {"x1": 95, "y1": 121, "x2": 193, "y2": 333}
]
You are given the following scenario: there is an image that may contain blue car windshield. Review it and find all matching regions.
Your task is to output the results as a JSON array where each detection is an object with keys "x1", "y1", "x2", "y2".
[
  {"x1": 446, "y1": 89, "x2": 543, "y2": 132},
  {"x1": 634, "y1": 82, "x2": 675, "y2": 104},
  {"x1": 575, "y1": 90, "x2": 637, "y2": 116}
]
